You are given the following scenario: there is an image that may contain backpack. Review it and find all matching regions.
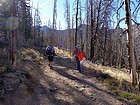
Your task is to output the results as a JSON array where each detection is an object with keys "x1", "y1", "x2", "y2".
[{"x1": 46, "y1": 47, "x2": 53, "y2": 56}]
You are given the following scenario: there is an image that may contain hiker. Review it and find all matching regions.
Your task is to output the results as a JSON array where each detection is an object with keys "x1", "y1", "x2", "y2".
[
  {"x1": 72, "y1": 44, "x2": 86, "y2": 73},
  {"x1": 46, "y1": 45, "x2": 55, "y2": 69},
  {"x1": 91, "y1": 55, "x2": 97, "y2": 63},
  {"x1": 58, "y1": 42, "x2": 63, "y2": 49}
]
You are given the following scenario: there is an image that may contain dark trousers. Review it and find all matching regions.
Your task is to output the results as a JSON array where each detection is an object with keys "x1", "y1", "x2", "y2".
[
  {"x1": 47, "y1": 56, "x2": 54, "y2": 62},
  {"x1": 75, "y1": 57, "x2": 81, "y2": 71}
]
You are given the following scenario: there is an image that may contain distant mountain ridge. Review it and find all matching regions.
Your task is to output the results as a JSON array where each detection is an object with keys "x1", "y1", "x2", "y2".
[{"x1": 41, "y1": 24, "x2": 139, "y2": 38}]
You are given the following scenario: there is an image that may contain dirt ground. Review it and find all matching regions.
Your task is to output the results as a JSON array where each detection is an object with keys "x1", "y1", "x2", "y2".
[{"x1": 0, "y1": 48, "x2": 137, "y2": 105}]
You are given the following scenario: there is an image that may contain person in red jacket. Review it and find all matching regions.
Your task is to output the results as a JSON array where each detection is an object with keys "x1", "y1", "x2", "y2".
[{"x1": 72, "y1": 45, "x2": 86, "y2": 73}]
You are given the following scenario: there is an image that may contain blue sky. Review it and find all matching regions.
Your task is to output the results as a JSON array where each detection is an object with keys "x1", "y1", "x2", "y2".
[
  {"x1": 31, "y1": 0, "x2": 88, "y2": 30},
  {"x1": 31, "y1": 0, "x2": 73, "y2": 29},
  {"x1": 31, "y1": 0, "x2": 140, "y2": 30}
]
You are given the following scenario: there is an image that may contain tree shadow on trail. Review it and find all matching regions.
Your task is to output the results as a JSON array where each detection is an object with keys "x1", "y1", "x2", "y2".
[
  {"x1": 38, "y1": 50, "x2": 135, "y2": 105},
  {"x1": 51, "y1": 66, "x2": 126, "y2": 105},
  {"x1": 54, "y1": 55, "x2": 107, "y2": 79},
  {"x1": 52, "y1": 65, "x2": 110, "y2": 94},
  {"x1": 52, "y1": 55, "x2": 135, "y2": 105}
]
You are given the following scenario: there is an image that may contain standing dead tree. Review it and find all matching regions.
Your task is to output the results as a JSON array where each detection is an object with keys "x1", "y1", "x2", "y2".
[
  {"x1": 52, "y1": 0, "x2": 57, "y2": 46},
  {"x1": 90, "y1": 0, "x2": 94, "y2": 59},
  {"x1": 9, "y1": 0, "x2": 17, "y2": 68},
  {"x1": 17, "y1": 0, "x2": 32, "y2": 47},
  {"x1": 79, "y1": 3, "x2": 83, "y2": 48},
  {"x1": 74, "y1": 0, "x2": 79, "y2": 47},
  {"x1": 83, "y1": 0, "x2": 90, "y2": 58},
  {"x1": 64, "y1": 0, "x2": 71, "y2": 54},
  {"x1": 123, "y1": 0, "x2": 137, "y2": 86},
  {"x1": 34, "y1": 7, "x2": 42, "y2": 47},
  {"x1": 0, "y1": 0, "x2": 33, "y2": 69},
  {"x1": 116, "y1": 0, "x2": 140, "y2": 86}
]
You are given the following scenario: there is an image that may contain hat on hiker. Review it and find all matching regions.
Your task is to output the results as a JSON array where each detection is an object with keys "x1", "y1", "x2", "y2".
[{"x1": 76, "y1": 44, "x2": 80, "y2": 48}]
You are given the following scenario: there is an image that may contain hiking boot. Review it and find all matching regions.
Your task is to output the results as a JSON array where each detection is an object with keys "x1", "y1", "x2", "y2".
[
  {"x1": 77, "y1": 68, "x2": 81, "y2": 73},
  {"x1": 50, "y1": 66, "x2": 52, "y2": 69},
  {"x1": 79, "y1": 69, "x2": 82, "y2": 73}
]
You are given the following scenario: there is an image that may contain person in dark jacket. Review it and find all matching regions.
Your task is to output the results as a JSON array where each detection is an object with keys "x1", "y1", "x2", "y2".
[{"x1": 46, "y1": 45, "x2": 55, "y2": 69}]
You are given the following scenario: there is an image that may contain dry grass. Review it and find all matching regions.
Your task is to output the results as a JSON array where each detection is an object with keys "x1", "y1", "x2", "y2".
[
  {"x1": 16, "y1": 48, "x2": 43, "y2": 93},
  {"x1": 120, "y1": 91, "x2": 140, "y2": 104},
  {"x1": 20, "y1": 48, "x2": 40, "y2": 60},
  {"x1": 0, "y1": 66, "x2": 5, "y2": 74},
  {"x1": 19, "y1": 48, "x2": 45, "y2": 65},
  {"x1": 54, "y1": 47, "x2": 140, "y2": 104},
  {"x1": 55, "y1": 47, "x2": 131, "y2": 82},
  {"x1": 93, "y1": 64, "x2": 131, "y2": 82},
  {"x1": 55, "y1": 47, "x2": 71, "y2": 58}
]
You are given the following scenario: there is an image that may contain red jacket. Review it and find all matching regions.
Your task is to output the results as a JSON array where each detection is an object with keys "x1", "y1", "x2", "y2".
[{"x1": 73, "y1": 49, "x2": 86, "y2": 61}]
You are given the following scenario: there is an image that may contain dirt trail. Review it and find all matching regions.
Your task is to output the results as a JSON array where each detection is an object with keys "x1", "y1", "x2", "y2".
[
  {"x1": 0, "y1": 48, "x2": 135, "y2": 105},
  {"x1": 33, "y1": 50, "x2": 133, "y2": 105}
]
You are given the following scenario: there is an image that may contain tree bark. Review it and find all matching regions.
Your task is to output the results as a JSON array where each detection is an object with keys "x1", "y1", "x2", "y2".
[
  {"x1": 124, "y1": 0, "x2": 138, "y2": 86},
  {"x1": 75, "y1": 0, "x2": 79, "y2": 47},
  {"x1": 9, "y1": 0, "x2": 17, "y2": 68},
  {"x1": 90, "y1": 0, "x2": 94, "y2": 59}
]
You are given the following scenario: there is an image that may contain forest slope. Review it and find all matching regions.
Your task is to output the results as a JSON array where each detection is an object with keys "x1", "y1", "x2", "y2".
[{"x1": 0, "y1": 47, "x2": 139, "y2": 105}]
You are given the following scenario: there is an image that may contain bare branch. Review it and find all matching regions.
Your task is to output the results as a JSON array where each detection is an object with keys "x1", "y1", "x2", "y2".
[
  {"x1": 132, "y1": 3, "x2": 140, "y2": 14},
  {"x1": 115, "y1": 17, "x2": 140, "y2": 29},
  {"x1": 131, "y1": 18, "x2": 140, "y2": 25},
  {"x1": 105, "y1": 0, "x2": 114, "y2": 10},
  {"x1": 117, "y1": 1, "x2": 124, "y2": 15},
  {"x1": 130, "y1": 1, "x2": 135, "y2": 8},
  {"x1": 115, "y1": 17, "x2": 125, "y2": 28}
]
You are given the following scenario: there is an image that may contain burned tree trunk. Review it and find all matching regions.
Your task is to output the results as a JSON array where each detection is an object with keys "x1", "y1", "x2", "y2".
[
  {"x1": 75, "y1": 0, "x2": 79, "y2": 47},
  {"x1": 52, "y1": 0, "x2": 57, "y2": 45},
  {"x1": 9, "y1": 0, "x2": 17, "y2": 68},
  {"x1": 65, "y1": 0, "x2": 71, "y2": 54},
  {"x1": 90, "y1": 0, "x2": 94, "y2": 59},
  {"x1": 124, "y1": 0, "x2": 137, "y2": 86}
]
